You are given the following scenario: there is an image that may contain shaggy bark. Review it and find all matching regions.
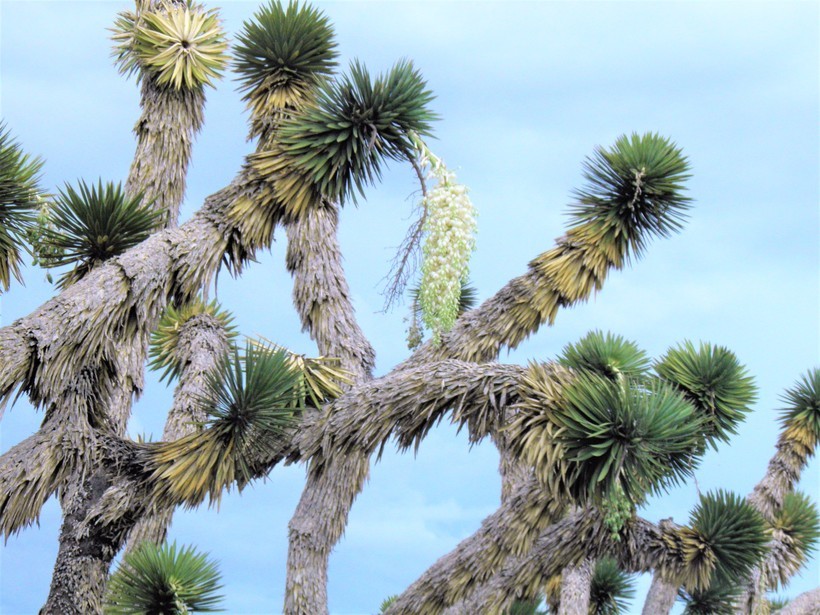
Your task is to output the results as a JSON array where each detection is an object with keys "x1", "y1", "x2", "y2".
[
  {"x1": 125, "y1": 313, "x2": 231, "y2": 550},
  {"x1": 558, "y1": 558, "x2": 594, "y2": 615},
  {"x1": 773, "y1": 588, "x2": 820, "y2": 615},
  {"x1": 39, "y1": 53, "x2": 209, "y2": 611},
  {"x1": 283, "y1": 202, "x2": 375, "y2": 615}
]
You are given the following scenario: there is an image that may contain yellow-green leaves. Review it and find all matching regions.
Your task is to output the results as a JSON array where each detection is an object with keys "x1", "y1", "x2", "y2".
[
  {"x1": 234, "y1": 0, "x2": 338, "y2": 137},
  {"x1": 113, "y1": 1, "x2": 228, "y2": 90}
]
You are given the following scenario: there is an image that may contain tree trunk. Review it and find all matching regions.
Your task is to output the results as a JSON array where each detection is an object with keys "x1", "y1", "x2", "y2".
[
  {"x1": 641, "y1": 572, "x2": 678, "y2": 615},
  {"x1": 558, "y1": 558, "x2": 594, "y2": 615},
  {"x1": 283, "y1": 202, "x2": 375, "y2": 615},
  {"x1": 774, "y1": 588, "x2": 820, "y2": 615}
]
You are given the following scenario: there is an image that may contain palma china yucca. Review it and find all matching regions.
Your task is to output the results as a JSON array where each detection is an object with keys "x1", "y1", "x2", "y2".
[{"x1": 0, "y1": 1, "x2": 817, "y2": 614}]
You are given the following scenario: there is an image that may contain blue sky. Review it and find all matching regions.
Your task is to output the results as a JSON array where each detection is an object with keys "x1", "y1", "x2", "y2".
[{"x1": 0, "y1": 1, "x2": 818, "y2": 614}]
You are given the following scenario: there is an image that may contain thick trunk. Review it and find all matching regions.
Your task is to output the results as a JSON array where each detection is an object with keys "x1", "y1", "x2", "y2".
[
  {"x1": 42, "y1": 46, "x2": 208, "y2": 611},
  {"x1": 641, "y1": 572, "x2": 678, "y2": 615},
  {"x1": 283, "y1": 202, "x2": 375, "y2": 615},
  {"x1": 774, "y1": 588, "x2": 820, "y2": 615},
  {"x1": 41, "y1": 469, "x2": 131, "y2": 614},
  {"x1": 558, "y1": 558, "x2": 594, "y2": 615}
]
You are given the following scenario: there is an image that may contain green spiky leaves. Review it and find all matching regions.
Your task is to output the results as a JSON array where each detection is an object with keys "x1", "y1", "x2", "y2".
[
  {"x1": 656, "y1": 341, "x2": 756, "y2": 447},
  {"x1": 689, "y1": 490, "x2": 768, "y2": 587},
  {"x1": 0, "y1": 124, "x2": 44, "y2": 291},
  {"x1": 253, "y1": 59, "x2": 436, "y2": 220},
  {"x1": 105, "y1": 541, "x2": 223, "y2": 614},
  {"x1": 250, "y1": 337, "x2": 350, "y2": 407},
  {"x1": 234, "y1": 0, "x2": 338, "y2": 135},
  {"x1": 141, "y1": 344, "x2": 305, "y2": 507},
  {"x1": 770, "y1": 491, "x2": 820, "y2": 583},
  {"x1": 556, "y1": 375, "x2": 700, "y2": 503},
  {"x1": 149, "y1": 300, "x2": 237, "y2": 383},
  {"x1": 40, "y1": 179, "x2": 163, "y2": 289},
  {"x1": 678, "y1": 583, "x2": 742, "y2": 615},
  {"x1": 559, "y1": 330, "x2": 651, "y2": 382},
  {"x1": 571, "y1": 132, "x2": 691, "y2": 260},
  {"x1": 113, "y1": 1, "x2": 228, "y2": 90},
  {"x1": 590, "y1": 558, "x2": 635, "y2": 615},
  {"x1": 779, "y1": 368, "x2": 820, "y2": 450}
]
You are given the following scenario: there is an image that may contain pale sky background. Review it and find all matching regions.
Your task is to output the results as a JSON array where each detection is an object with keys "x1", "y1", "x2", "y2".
[{"x1": 0, "y1": 1, "x2": 818, "y2": 614}]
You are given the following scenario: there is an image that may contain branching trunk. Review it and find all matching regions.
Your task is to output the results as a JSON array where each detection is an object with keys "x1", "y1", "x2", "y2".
[{"x1": 283, "y1": 202, "x2": 375, "y2": 615}]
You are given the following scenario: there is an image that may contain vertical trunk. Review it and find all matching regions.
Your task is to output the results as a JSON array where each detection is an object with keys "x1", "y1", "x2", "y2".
[
  {"x1": 283, "y1": 202, "x2": 375, "y2": 615},
  {"x1": 125, "y1": 313, "x2": 230, "y2": 551},
  {"x1": 641, "y1": 572, "x2": 678, "y2": 615},
  {"x1": 43, "y1": 26, "x2": 206, "y2": 607},
  {"x1": 558, "y1": 558, "x2": 594, "y2": 615}
]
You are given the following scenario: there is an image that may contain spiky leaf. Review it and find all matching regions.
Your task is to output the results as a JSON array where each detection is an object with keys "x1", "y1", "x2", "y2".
[
  {"x1": 570, "y1": 132, "x2": 691, "y2": 260},
  {"x1": 149, "y1": 299, "x2": 237, "y2": 383},
  {"x1": 234, "y1": 0, "x2": 338, "y2": 135},
  {"x1": 559, "y1": 330, "x2": 651, "y2": 382},
  {"x1": 264, "y1": 59, "x2": 436, "y2": 218},
  {"x1": 590, "y1": 558, "x2": 635, "y2": 615},
  {"x1": 0, "y1": 124, "x2": 44, "y2": 290},
  {"x1": 779, "y1": 368, "x2": 820, "y2": 449},
  {"x1": 142, "y1": 344, "x2": 304, "y2": 507},
  {"x1": 556, "y1": 374, "x2": 701, "y2": 503},
  {"x1": 105, "y1": 541, "x2": 223, "y2": 614},
  {"x1": 678, "y1": 581, "x2": 743, "y2": 615},
  {"x1": 113, "y1": 1, "x2": 228, "y2": 90},
  {"x1": 772, "y1": 491, "x2": 820, "y2": 566},
  {"x1": 656, "y1": 341, "x2": 756, "y2": 447},
  {"x1": 251, "y1": 336, "x2": 351, "y2": 407},
  {"x1": 42, "y1": 179, "x2": 163, "y2": 288},
  {"x1": 690, "y1": 490, "x2": 768, "y2": 585}
]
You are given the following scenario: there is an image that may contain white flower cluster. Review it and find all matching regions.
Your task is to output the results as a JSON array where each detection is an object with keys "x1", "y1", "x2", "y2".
[{"x1": 418, "y1": 155, "x2": 477, "y2": 344}]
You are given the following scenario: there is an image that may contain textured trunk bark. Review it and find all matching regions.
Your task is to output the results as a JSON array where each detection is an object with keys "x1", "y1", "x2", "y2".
[
  {"x1": 41, "y1": 34, "x2": 207, "y2": 610},
  {"x1": 774, "y1": 588, "x2": 820, "y2": 615},
  {"x1": 640, "y1": 572, "x2": 678, "y2": 615},
  {"x1": 283, "y1": 203, "x2": 375, "y2": 615},
  {"x1": 739, "y1": 434, "x2": 816, "y2": 612},
  {"x1": 558, "y1": 558, "x2": 594, "y2": 615}
]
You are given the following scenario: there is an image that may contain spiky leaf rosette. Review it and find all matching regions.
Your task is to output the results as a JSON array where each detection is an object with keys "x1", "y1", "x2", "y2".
[
  {"x1": 554, "y1": 374, "x2": 700, "y2": 503},
  {"x1": 234, "y1": 0, "x2": 338, "y2": 137},
  {"x1": 677, "y1": 581, "x2": 743, "y2": 615},
  {"x1": 655, "y1": 341, "x2": 756, "y2": 447},
  {"x1": 255, "y1": 59, "x2": 436, "y2": 219},
  {"x1": 689, "y1": 491, "x2": 768, "y2": 587},
  {"x1": 769, "y1": 491, "x2": 820, "y2": 584},
  {"x1": 42, "y1": 179, "x2": 163, "y2": 289},
  {"x1": 142, "y1": 344, "x2": 303, "y2": 506},
  {"x1": 570, "y1": 132, "x2": 691, "y2": 260},
  {"x1": 378, "y1": 595, "x2": 398, "y2": 613},
  {"x1": 589, "y1": 558, "x2": 635, "y2": 615},
  {"x1": 559, "y1": 330, "x2": 651, "y2": 382},
  {"x1": 779, "y1": 368, "x2": 820, "y2": 450},
  {"x1": 0, "y1": 124, "x2": 44, "y2": 290},
  {"x1": 105, "y1": 541, "x2": 223, "y2": 614},
  {"x1": 112, "y1": 1, "x2": 228, "y2": 90},
  {"x1": 149, "y1": 299, "x2": 237, "y2": 382},
  {"x1": 251, "y1": 336, "x2": 351, "y2": 406}
]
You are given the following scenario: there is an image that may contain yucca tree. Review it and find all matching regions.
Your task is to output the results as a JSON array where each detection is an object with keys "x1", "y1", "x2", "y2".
[{"x1": 0, "y1": 2, "x2": 817, "y2": 615}]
